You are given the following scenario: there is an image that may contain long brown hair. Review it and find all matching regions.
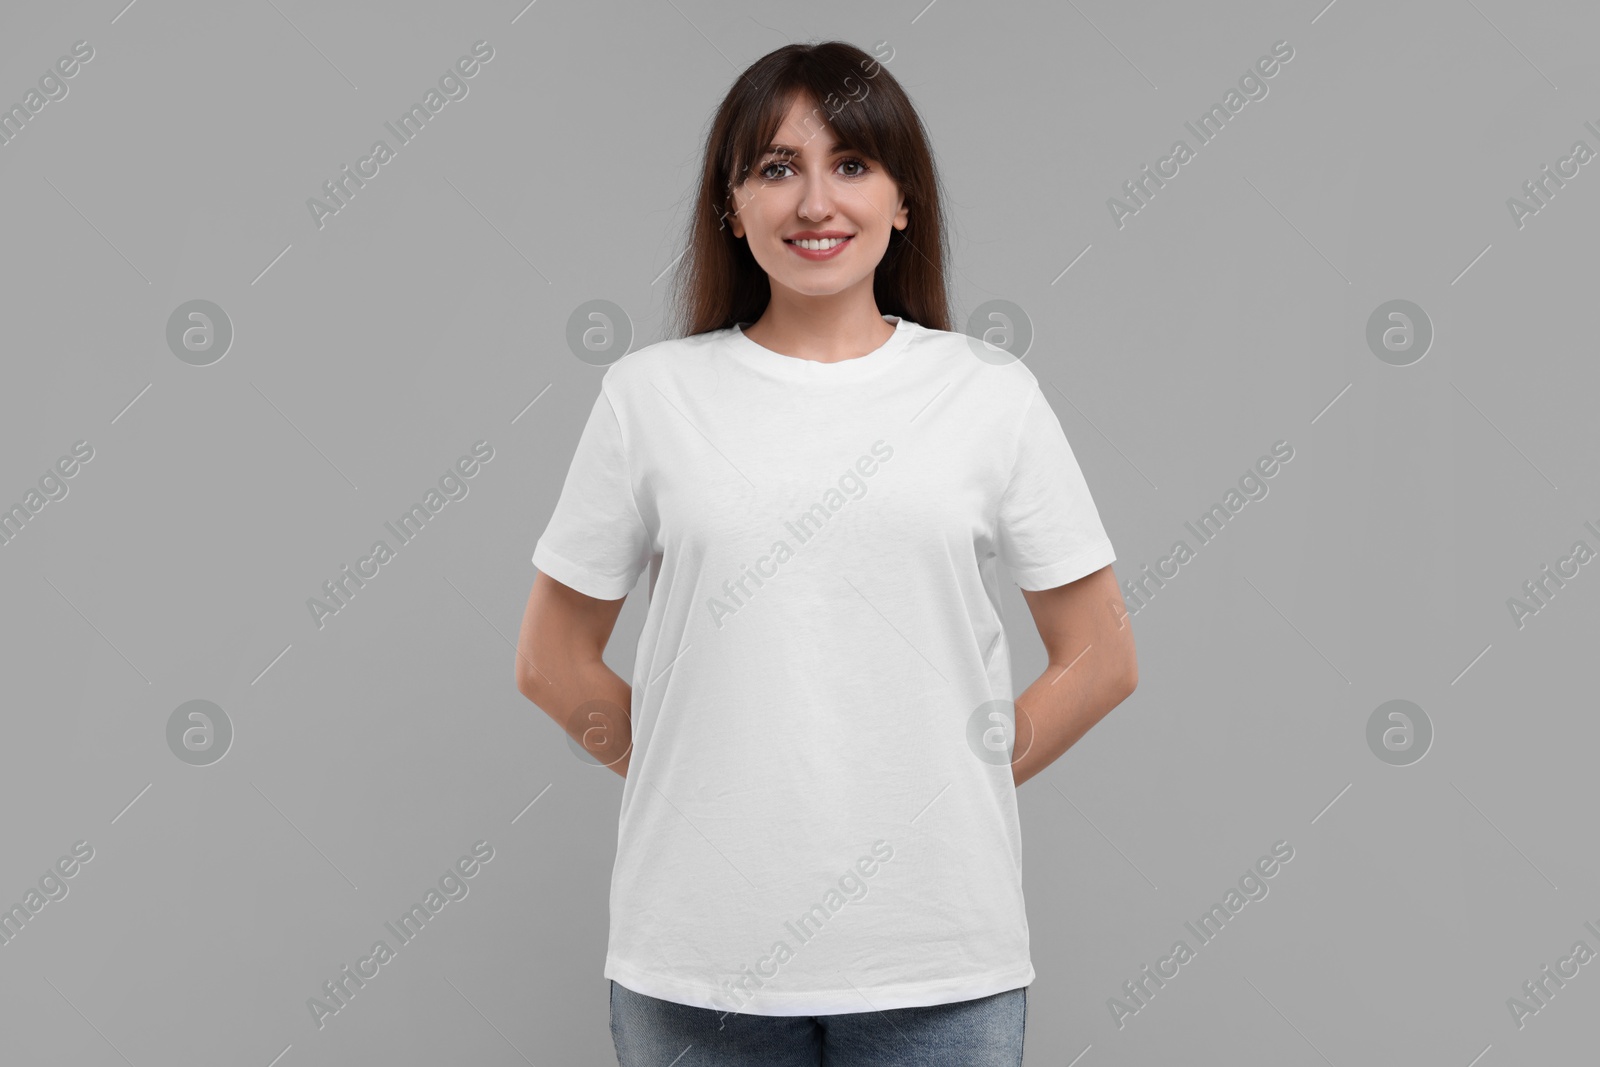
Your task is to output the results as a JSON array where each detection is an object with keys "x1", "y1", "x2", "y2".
[{"x1": 668, "y1": 41, "x2": 952, "y2": 339}]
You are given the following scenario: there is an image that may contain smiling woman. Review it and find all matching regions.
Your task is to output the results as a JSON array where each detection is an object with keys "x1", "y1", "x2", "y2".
[
  {"x1": 518, "y1": 38, "x2": 1136, "y2": 1066},
  {"x1": 705, "y1": 67, "x2": 925, "y2": 361}
]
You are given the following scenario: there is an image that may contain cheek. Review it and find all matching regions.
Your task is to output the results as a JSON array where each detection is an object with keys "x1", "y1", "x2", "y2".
[
  {"x1": 852, "y1": 185, "x2": 900, "y2": 226},
  {"x1": 736, "y1": 193, "x2": 786, "y2": 237}
]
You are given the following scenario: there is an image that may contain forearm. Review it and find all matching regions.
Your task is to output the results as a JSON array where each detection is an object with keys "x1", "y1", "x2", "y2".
[
  {"x1": 1009, "y1": 653, "x2": 1131, "y2": 788},
  {"x1": 518, "y1": 647, "x2": 634, "y2": 778}
]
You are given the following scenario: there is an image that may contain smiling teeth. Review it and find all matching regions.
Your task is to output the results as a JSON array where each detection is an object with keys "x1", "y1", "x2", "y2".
[{"x1": 790, "y1": 237, "x2": 848, "y2": 250}]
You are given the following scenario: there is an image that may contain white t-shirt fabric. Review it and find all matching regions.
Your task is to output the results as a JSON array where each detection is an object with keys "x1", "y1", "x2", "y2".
[{"x1": 532, "y1": 313, "x2": 1116, "y2": 1017}]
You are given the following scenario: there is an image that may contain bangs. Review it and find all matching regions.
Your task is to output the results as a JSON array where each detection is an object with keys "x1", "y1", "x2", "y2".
[{"x1": 726, "y1": 75, "x2": 898, "y2": 188}]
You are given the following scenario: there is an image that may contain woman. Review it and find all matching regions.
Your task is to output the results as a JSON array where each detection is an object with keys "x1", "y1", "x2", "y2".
[{"x1": 516, "y1": 40, "x2": 1137, "y2": 1066}]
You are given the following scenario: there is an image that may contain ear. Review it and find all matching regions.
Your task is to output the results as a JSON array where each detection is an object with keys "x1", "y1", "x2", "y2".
[{"x1": 893, "y1": 196, "x2": 910, "y2": 231}]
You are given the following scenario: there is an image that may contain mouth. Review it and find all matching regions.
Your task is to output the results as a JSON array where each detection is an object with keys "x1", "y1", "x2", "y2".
[
  {"x1": 784, "y1": 235, "x2": 853, "y2": 259},
  {"x1": 784, "y1": 235, "x2": 852, "y2": 249}
]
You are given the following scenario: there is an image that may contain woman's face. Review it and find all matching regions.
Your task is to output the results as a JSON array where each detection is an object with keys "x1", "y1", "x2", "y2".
[{"x1": 727, "y1": 95, "x2": 909, "y2": 302}]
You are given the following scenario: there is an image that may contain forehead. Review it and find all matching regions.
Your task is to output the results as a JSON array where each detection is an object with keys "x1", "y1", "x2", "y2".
[{"x1": 763, "y1": 95, "x2": 848, "y2": 154}]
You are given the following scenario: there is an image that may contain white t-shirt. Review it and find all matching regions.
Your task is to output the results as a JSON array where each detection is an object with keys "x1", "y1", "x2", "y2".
[{"x1": 532, "y1": 314, "x2": 1116, "y2": 1016}]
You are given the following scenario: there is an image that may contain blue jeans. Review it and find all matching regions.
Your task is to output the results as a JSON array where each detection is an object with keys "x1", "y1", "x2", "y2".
[{"x1": 609, "y1": 980, "x2": 1027, "y2": 1066}]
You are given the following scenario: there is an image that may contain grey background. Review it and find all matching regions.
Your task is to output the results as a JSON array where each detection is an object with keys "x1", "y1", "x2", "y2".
[{"x1": 2, "y1": 0, "x2": 1596, "y2": 1063}]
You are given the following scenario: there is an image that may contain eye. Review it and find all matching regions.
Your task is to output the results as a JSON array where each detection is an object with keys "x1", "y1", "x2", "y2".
[{"x1": 754, "y1": 156, "x2": 873, "y2": 181}]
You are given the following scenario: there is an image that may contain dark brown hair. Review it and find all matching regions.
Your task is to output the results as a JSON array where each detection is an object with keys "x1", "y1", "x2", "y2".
[{"x1": 668, "y1": 41, "x2": 952, "y2": 338}]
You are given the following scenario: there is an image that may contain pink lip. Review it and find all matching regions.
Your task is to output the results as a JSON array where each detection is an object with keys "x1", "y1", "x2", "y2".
[{"x1": 784, "y1": 235, "x2": 852, "y2": 261}]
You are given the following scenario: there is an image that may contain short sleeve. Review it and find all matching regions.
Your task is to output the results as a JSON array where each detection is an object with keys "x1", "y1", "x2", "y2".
[
  {"x1": 996, "y1": 385, "x2": 1116, "y2": 590},
  {"x1": 531, "y1": 381, "x2": 650, "y2": 600}
]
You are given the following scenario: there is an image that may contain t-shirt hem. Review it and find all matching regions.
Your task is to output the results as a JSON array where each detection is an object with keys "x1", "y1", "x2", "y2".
[
  {"x1": 532, "y1": 541, "x2": 638, "y2": 601},
  {"x1": 604, "y1": 955, "x2": 1035, "y2": 1017},
  {"x1": 1009, "y1": 538, "x2": 1116, "y2": 591}
]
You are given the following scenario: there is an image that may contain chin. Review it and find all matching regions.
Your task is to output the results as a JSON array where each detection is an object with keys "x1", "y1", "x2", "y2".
[{"x1": 782, "y1": 278, "x2": 861, "y2": 298}]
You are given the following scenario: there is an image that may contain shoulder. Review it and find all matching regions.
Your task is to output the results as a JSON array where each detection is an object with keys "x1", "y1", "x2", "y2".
[
  {"x1": 595, "y1": 327, "x2": 735, "y2": 398},
  {"x1": 898, "y1": 319, "x2": 1045, "y2": 410}
]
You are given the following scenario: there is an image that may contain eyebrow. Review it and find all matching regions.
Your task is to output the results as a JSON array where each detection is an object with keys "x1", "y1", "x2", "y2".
[{"x1": 761, "y1": 141, "x2": 854, "y2": 157}]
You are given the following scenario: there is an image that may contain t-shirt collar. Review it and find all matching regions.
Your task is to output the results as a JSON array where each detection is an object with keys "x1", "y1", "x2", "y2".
[{"x1": 727, "y1": 315, "x2": 912, "y2": 381}]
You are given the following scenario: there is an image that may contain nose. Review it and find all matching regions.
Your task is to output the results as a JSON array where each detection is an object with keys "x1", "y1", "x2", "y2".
[{"x1": 798, "y1": 167, "x2": 836, "y2": 222}]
